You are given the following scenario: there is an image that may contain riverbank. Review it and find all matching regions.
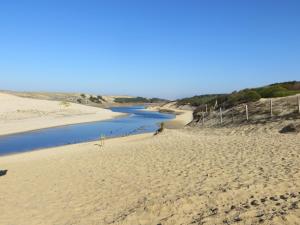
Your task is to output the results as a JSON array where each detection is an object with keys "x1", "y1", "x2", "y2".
[
  {"x1": 146, "y1": 105, "x2": 194, "y2": 128},
  {"x1": 0, "y1": 93, "x2": 124, "y2": 136},
  {"x1": 0, "y1": 105, "x2": 174, "y2": 155},
  {"x1": 1, "y1": 123, "x2": 299, "y2": 225}
]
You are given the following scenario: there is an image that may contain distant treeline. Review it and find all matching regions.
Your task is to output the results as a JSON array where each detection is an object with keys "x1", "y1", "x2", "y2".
[
  {"x1": 114, "y1": 97, "x2": 168, "y2": 103},
  {"x1": 177, "y1": 81, "x2": 300, "y2": 109}
]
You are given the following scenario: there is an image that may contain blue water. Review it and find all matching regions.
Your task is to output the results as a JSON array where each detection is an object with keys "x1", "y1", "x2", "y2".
[{"x1": 0, "y1": 106, "x2": 174, "y2": 155}]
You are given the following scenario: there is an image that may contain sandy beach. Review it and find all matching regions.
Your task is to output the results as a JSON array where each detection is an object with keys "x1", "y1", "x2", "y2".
[
  {"x1": 1, "y1": 121, "x2": 300, "y2": 225},
  {"x1": 146, "y1": 104, "x2": 194, "y2": 128},
  {"x1": 0, "y1": 93, "x2": 124, "y2": 136},
  {"x1": 1, "y1": 1, "x2": 299, "y2": 224}
]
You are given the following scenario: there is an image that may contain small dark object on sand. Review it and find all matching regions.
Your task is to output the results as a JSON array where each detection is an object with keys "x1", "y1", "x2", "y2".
[
  {"x1": 279, "y1": 123, "x2": 300, "y2": 133},
  {"x1": 0, "y1": 170, "x2": 7, "y2": 177},
  {"x1": 154, "y1": 122, "x2": 164, "y2": 135},
  {"x1": 251, "y1": 200, "x2": 259, "y2": 206}
]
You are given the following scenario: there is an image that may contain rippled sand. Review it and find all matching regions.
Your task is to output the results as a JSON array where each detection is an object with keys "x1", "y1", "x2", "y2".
[{"x1": 1, "y1": 124, "x2": 300, "y2": 225}]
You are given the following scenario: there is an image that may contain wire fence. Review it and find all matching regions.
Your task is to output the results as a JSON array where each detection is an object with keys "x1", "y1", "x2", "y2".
[{"x1": 194, "y1": 95, "x2": 300, "y2": 126}]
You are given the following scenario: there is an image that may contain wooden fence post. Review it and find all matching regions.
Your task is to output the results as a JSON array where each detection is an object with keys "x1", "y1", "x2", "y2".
[
  {"x1": 214, "y1": 100, "x2": 218, "y2": 109},
  {"x1": 220, "y1": 107, "x2": 223, "y2": 124},
  {"x1": 205, "y1": 104, "x2": 208, "y2": 113},
  {"x1": 245, "y1": 104, "x2": 249, "y2": 121},
  {"x1": 202, "y1": 112, "x2": 205, "y2": 125},
  {"x1": 270, "y1": 99, "x2": 273, "y2": 117},
  {"x1": 298, "y1": 96, "x2": 300, "y2": 114}
]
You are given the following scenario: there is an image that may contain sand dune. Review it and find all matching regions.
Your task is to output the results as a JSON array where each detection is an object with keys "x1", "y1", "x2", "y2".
[
  {"x1": 0, "y1": 123, "x2": 299, "y2": 224},
  {"x1": 0, "y1": 93, "x2": 124, "y2": 136}
]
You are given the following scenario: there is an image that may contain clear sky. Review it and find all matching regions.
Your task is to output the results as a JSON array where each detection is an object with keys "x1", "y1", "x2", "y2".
[{"x1": 0, "y1": 0, "x2": 299, "y2": 99}]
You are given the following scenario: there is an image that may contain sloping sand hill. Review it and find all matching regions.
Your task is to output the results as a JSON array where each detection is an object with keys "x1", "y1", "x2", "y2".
[
  {"x1": 0, "y1": 93, "x2": 124, "y2": 135},
  {"x1": 0, "y1": 123, "x2": 299, "y2": 224}
]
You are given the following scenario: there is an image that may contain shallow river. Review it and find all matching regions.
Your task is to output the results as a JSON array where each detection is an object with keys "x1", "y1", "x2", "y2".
[{"x1": 0, "y1": 106, "x2": 174, "y2": 155}]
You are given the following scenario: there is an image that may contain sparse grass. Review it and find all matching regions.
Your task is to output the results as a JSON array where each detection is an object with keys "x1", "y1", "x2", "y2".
[
  {"x1": 154, "y1": 122, "x2": 164, "y2": 135},
  {"x1": 59, "y1": 101, "x2": 71, "y2": 108}
]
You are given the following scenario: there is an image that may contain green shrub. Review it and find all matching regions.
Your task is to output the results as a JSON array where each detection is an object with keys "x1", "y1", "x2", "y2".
[
  {"x1": 97, "y1": 95, "x2": 106, "y2": 102},
  {"x1": 243, "y1": 90, "x2": 261, "y2": 101},
  {"x1": 59, "y1": 101, "x2": 71, "y2": 108},
  {"x1": 256, "y1": 85, "x2": 286, "y2": 98},
  {"x1": 89, "y1": 96, "x2": 101, "y2": 103},
  {"x1": 225, "y1": 90, "x2": 261, "y2": 107},
  {"x1": 256, "y1": 85, "x2": 300, "y2": 98}
]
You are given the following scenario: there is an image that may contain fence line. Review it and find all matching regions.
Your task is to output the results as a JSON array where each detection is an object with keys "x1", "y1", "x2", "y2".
[{"x1": 195, "y1": 95, "x2": 300, "y2": 126}]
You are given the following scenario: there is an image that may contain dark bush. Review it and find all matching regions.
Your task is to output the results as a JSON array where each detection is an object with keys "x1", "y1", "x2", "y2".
[
  {"x1": 89, "y1": 96, "x2": 101, "y2": 103},
  {"x1": 97, "y1": 95, "x2": 106, "y2": 102},
  {"x1": 226, "y1": 90, "x2": 261, "y2": 107},
  {"x1": 256, "y1": 85, "x2": 287, "y2": 98}
]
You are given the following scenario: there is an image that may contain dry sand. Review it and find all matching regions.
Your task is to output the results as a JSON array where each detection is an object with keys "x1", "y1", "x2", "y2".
[
  {"x1": 1, "y1": 123, "x2": 300, "y2": 225},
  {"x1": 146, "y1": 105, "x2": 194, "y2": 129},
  {"x1": 0, "y1": 93, "x2": 124, "y2": 136}
]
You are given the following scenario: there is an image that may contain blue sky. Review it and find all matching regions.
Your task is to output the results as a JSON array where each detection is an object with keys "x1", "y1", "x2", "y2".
[{"x1": 0, "y1": 0, "x2": 299, "y2": 99}]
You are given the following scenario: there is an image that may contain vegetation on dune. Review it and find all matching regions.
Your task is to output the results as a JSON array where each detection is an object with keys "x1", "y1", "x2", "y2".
[
  {"x1": 114, "y1": 97, "x2": 168, "y2": 103},
  {"x1": 114, "y1": 97, "x2": 148, "y2": 103},
  {"x1": 225, "y1": 89, "x2": 261, "y2": 107},
  {"x1": 177, "y1": 81, "x2": 300, "y2": 109},
  {"x1": 59, "y1": 101, "x2": 71, "y2": 108},
  {"x1": 148, "y1": 97, "x2": 168, "y2": 103},
  {"x1": 97, "y1": 95, "x2": 106, "y2": 102},
  {"x1": 78, "y1": 94, "x2": 105, "y2": 104},
  {"x1": 270, "y1": 81, "x2": 300, "y2": 90},
  {"x1": 256, "y1": 83, "x2": 300, "y2": 98},
  {"x1": 89, "y1": 95, "x2": 106, "y2": 104},
  {"x1": 177, "y1": 94, "x2": 222, "y2": 107}
]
